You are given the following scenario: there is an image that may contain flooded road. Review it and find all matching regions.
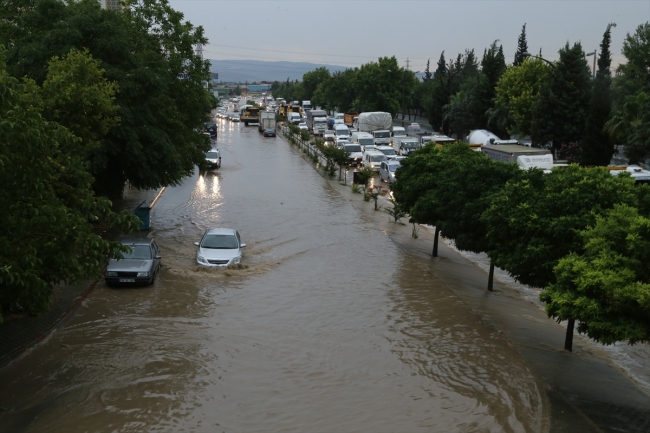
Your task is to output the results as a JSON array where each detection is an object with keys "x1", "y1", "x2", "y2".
[{"x1": 0, "y1": 118, "x2": 547, "y2": 432}]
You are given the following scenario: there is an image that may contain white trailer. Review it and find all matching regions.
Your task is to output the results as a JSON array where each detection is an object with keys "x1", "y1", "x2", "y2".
[
  {"x1": 258, "y1": 111, "x2": 276, "y2": 132},
  {"x1": 468, "y1": 129, "x2": 518, "y2": 146},
  {"x1": 306, "y1": 109, "x2": 328, "y2": 135},
  {"x1": 353, "y1": 112, "x2": 392, "y2": 145}
]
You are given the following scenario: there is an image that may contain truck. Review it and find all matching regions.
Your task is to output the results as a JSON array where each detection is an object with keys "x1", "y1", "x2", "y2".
[
  {"x1": 240, "y1": 106, "x2": 261, "y2": 126},
  {"x1": 397, "y1": 137, "x2": 421, "y2": 156},
  {"x1": 468, "y1": 129, "x2": 519, "y2": 146},
  {"x1": 344, "y1": 113, "x2": 359, "y2": 128},
  {"x1": 301, "y1": 100, "x2": 312, "y2": 111},
  {"x1": 328, "y1": 116, "x2": 344, "y2": 130},
  {"x1": 353, "y1": 112, "x2": 393, "y2": 146},
  {"x1": 258, "y1": 111, "x2": 276, "y2": 132},
  {"x1": 306, "y1": 109, "x2": 328, "y2": 135},
  {"x1": 481, "y1": 145, "x2": 554, "y2": 171}
]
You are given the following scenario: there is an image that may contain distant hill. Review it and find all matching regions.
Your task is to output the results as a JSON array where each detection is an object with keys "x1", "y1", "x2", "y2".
[{"x1": 208, "y1": 59, "x2": 349, "y2": 83}]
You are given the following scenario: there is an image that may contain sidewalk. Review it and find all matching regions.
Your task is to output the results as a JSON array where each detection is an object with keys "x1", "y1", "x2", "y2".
[{"x1": 0, "y1": 187, "x2": 161, "y2": 369}]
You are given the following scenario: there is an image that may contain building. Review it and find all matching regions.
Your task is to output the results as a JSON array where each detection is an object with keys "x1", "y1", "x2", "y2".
[{"x1": 99, "y1": 0, "x2": 123, "y2": 10}]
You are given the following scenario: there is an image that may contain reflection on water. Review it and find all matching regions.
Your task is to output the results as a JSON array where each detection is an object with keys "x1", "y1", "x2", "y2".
[{"x1": 0, "y1": 120, "x2": 546, "y2": 433}]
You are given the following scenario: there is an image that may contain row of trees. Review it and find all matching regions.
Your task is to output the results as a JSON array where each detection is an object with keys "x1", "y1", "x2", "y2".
[
  {"x1": 272, "y1": 22, "x2": 650, "y2": 167},
  {"x1": 392, "y1": 144, "x2": 650, "y2": 350},
  {"x1": 0, "y1": 0, "x2": 213, "y2": 320}
]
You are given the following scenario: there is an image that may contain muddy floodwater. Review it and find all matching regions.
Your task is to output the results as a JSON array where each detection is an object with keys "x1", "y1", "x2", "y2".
[{"x1": 0, "y1": 119, "x2": 548, "y2": 432}]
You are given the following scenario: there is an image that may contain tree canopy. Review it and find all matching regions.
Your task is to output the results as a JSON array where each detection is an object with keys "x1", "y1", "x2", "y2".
[
  {"x1": 2, "y1": 0, "x2": 213, "y2": 198},
  {"x1": 0, "y1": 57, "x2": 138, "y2": 320},
  {"x1": 543, "y1": 204, "x2": 650, "y2": 345}
]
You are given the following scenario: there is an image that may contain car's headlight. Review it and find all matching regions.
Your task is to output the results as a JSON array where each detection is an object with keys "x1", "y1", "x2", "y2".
[
  {"x1": 137, "y1": 272, "x2": 150, "y2": 277},
  {"x1": 232, "y1": 256, "x2": 241, "y2": 264},
  {"x1": 197, "y1": 255, "x2": 208, "y2": 264},
  {"x1": 106, "y1": 271, "x2": 117, "y2": 277}
]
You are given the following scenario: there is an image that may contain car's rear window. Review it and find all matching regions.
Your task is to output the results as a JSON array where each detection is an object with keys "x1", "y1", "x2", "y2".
[
  {"x1": 201, "y1": 234, "x2": 239, "y2": 249},
  {"x1": 206, "y1": 151, "x2": 219, "y2": 158}
]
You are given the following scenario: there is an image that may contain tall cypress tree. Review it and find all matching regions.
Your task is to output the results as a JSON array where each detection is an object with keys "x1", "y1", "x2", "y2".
[
  {"x1": 424, "y1": 59, "x2": 432, "y2": 80},
  {"x1": 513, "y1": 24, "x2": 529, "y2": 66},
  {"x1": 430, "y1": 51, "x2": 448, "y2": 133},
  {"x1": 480, "y1": 41, "x2": 508, "y2": 136},
  {"x1": 531, "y1": 42, "x2": 592, "y2": 152},
  {"x1": 582, "y1": 23, "x2": 616, "y2": 166}
]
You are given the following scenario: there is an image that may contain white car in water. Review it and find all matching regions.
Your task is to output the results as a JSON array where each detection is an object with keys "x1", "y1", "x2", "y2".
[{"x1": 195, "y1": 228, "x2": 246, "y2": 268}]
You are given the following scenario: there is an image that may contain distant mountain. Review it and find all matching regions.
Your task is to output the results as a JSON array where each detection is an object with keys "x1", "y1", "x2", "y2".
[{"x1": 208, "y1": 59, "x2": 349, "y2": 83}]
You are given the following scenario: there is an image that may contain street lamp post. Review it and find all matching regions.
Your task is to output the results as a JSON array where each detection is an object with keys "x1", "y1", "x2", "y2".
[
  {"x1": 522, "y1": 52, "x2": 556, "y2": 68},
  {"x1": 585, "y1": 50, "x2": 597, "y2": 79}
]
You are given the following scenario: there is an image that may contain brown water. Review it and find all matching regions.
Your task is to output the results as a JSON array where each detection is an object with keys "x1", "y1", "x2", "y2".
[{"x1": 0, "y1": 119, "x2": 547, "y2": 432}]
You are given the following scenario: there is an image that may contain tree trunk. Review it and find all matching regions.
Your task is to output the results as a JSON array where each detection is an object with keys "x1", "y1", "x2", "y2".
[
  {"x1": 564, "y1": 318, "x2": 575, "y2": 352},
  {"x1": 432, "y1": 227, "x2": 440, "y2": 257},
  {"x1": 487, "y1": 260, "x2": 495, "y2": 292}
]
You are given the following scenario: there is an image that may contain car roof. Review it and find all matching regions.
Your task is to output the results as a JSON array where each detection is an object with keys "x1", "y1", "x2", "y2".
[
  {"x1": 376, "y1": 145, "x2": 393, "y2": 149},
  {"x1": 120, "y1": 237, "x2": 153, "y2": 246},
  {"x1": 205, "y1": 228, "x2": 236, "y2": 236},
  {"x1": 386, "y1": 160, "x2": 401, "y2": 165},
  {"x1": 365, "y1": 149, "x2": 384, "y2": 155}
]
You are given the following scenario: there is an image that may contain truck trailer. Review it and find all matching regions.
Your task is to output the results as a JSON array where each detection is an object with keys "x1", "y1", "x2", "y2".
[
  {"x1": 344, "y1": 113, "x2": 359, "y2": 128},
  {"x1": 258, "y1": 111, "x2": 276, "y2": 133},
  {"x1": 306, "y1": 109, "x2": 328, "y2": 135},
  {"x1": 353, "y1": 112, "x2": 393, "y2": 145},
  {"x1": 468, "y1": 129, "x2": 519, "y2": 146},
  {"x1": 482, "y1": 145, "x2": 554, "y2": 171}
]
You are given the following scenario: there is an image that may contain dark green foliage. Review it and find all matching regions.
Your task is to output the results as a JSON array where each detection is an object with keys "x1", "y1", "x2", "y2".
[
  {"x1": 513, "y1": 24, "x2": 528, "y2": 67},
  {"x1": 543, "y1": 204, "x2": 650, "y2": 345},
  {"x1": 582, "y1": 24, "x2": 616, "y2": 166},
  {"x1": 482, "y1": 165, "x2": 639, "y2": 289},
  {"x1": 424, "y1": 59, "x2": 432, "y2": 81},
  {"x1": 0, "y1": 60, "x2": 139, "y2": 319},
  {"x1": 2, "y1": 0, "x2": 213, "y2": 199},
  {"x1": 614, "y1": 23, "x2": 650, "y2": 162},
  {"x1": 531, "y1": 42, "x2": 592, "y2": 151},
  {"x1": 392, "y1": 144, "x2": 519, "y2": 255}
]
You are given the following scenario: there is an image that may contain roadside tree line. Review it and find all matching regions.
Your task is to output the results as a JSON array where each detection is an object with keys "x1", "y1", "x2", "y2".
[
  {"x1": 272, "y1": 22, "x2": 650, "y2": 167},
  {"x1": 392, "y1": 144, "x2": 650, "y2": 351},
  {"x1": 0, "y1": 0, "x2": 213, "y2": 320}
]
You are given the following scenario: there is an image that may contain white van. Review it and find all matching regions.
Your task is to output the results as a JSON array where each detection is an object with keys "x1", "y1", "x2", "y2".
[
  {"x1": 362, "y1": 149, "x2": 386, "y2": 172},
  {"x1": 351, "y1": 132, "x2": 374, "y2": 148},
  {"x1": 288, "y1": 112, "x2": 301, "y2": 124},
  {"x1": 372, "y1": 130, "x2": 391, "y2": 146},
  {"x1": 334, "y1": 124, "x2": 350, "y2": 140}
]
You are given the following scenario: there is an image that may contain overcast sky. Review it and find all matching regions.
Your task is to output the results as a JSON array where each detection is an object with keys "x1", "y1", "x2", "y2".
[{"x1": 170, "y1": 0, "x2": 650, "y2": 72}]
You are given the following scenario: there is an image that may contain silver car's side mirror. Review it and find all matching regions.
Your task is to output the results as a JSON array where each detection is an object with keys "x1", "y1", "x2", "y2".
[
  {"x1": 155, "y1": 255, "x2": 162, "y2": 259},
  {"x1": 241, "y1": 243, "x2": 247, "y2": 248},
  {"x1": 194, "y1": 242, "x2": 199, "y2": 246}
]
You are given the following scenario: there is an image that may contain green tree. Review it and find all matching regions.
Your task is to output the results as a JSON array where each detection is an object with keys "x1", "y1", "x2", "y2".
[
  {"x1": 612, "y1": 23, "x2": 650, "y2": 162},
  {"x1": 301, "y1": 67, "x2": 330, "y2": 102},
  {"x1": 491, "y1": 58, "x2": 550, "y2": 136},
  {"x1": 3, "y1": 0, "x2": 214, "y2": 199},
  {"x1": 482, "y1": 165, "x2": 639, "y2": 350},
  {"x1": 531, "y1": 42, "x2": 592, "y2": 152},
  {"x1": 513, "y1": 23, "x2": 529, "y2": 67},
  {"x1": 479, "y1": 41, "x2": 507, "y2": 136},
  {"x1": 543, "y1": 204, "x2": 650, "y2": 346},
  {"x1": 582, "y1": 23, "x2": 617, "y2": 166},
  {"x1": 391, "y1": 144, "x2": 520, "y2": 289},
  {"x1": 41, "y1": 49, "x2": 119, "y2": 155},
  {"x1": 0, "y1": 60, "x2": 138, "y2": 320}
]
